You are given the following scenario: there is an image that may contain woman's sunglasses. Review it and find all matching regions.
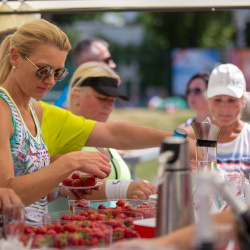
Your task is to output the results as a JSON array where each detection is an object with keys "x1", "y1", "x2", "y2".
[
  {"x1": 186, "y1": 88, "x2": 203, "y2": 96},
  {"x1": 25, "y1": 56, "x2": 69, "y2": 82}
]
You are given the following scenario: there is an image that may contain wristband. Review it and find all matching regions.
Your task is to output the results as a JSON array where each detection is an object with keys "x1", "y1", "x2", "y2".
[
  {"x1": 54, "y1": 185, "x2": 67, "y2": 199},
  {"x1": 105, "y1": 180, "x2": 132, "y2": 199}
]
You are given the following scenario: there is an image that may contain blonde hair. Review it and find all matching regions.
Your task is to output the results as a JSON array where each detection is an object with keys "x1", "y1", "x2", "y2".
[
  {"x1": 0, "y1": 19, "x2": 71, "y2": 84},
  {"x1": 68, "y1": 62, "x2": 120, "y2": 106}
]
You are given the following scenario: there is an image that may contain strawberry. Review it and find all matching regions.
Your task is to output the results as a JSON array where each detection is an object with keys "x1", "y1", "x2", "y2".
[
  {"x1": 24, "y1": 225, "x2": 34, "y2": 234},
  {"x1": 32, "y1": 235, "x2": 46, "y2": 248},
  {"x1": 98, "y1": 204, "x2": 106, "y2": 209},
  {"x1": 48, "y1": 223, "x2": 63, "y2": 233},
  {"x1": 54, "y1": 233, "x2": 68, "y2": 248},
  {"x1": 116, "y1": 199, "x2": 125, "y2": 207},
  {"x1": 81, "y1": 175, "x2": 96, "y2": 187},
  {"x1": 71, "y1": 179, "x2": 81, "y2": 187},
  {"x1": 35, "y1": 225, "x2": 46, "y2": 234},
  {"x1": 96, "y1": 213, "x2": 105, "y2": 221},
  {"x1": 112, "y1": 207, "x2": 123, "y2": 217},
  {"x1": 124, "y1": 227, "x2": 138, "y2": 238},
  {"x1": 46, "y1": 229, "x2": 57, "y2": 235},
  {"x1": 62, "y1": 177, "x2": 73, "y2": 187},
  {"x1": 61, "y1": 213, "x2": 71, "y2": 221},
  {"x1": 89, "y1": 237, "x2": 99, "y2": 246},
  {"x1": 67, "y1": 233, "x2": 87, "y2": 246},
  {"x1": 89, "y1": 214, "x2": 97, "y2": 221},
  {"x1": 113, "y1": 227, "x2": 124, "y2": 241},
  {"x1": 63, "y1": 223, "x2": 78, "y2": 233},
  {"x1": 71, "y1": 172, "x2": 80, "y2": 179}
]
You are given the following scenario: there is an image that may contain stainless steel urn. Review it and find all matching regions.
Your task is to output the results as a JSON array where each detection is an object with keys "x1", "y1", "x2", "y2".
[{"x1": 155, "y1": 137, "x2": 194, "y2": 236}]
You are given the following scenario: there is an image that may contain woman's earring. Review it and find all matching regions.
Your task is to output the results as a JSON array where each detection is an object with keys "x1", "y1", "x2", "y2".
[{"x1": 12, "y1": 65, "x2": 16, "y2": 69}]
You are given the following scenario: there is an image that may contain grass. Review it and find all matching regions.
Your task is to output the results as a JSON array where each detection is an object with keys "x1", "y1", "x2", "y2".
[{"x1": 109, "y1": 108, "x2": 196, "y2": 183}]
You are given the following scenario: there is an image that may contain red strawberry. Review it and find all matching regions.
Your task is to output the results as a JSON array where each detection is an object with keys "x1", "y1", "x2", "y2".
[
  {"x1": 46, "y1": 229, "x2": 57, "y2": 235},
  {"x1": 98, "y1": 204, "x2": 106, "y2": 209},
  {"x1": 124, "y1": 228, "x2": 138, "y2": 238},
  {"x1": 89, "y1": 237, "x2": 99, "y2": 246},
  {"x1": 89, "y1": 214, "x2": 97, "y2": 221},
  {"x1": 54, "y1": 233, "x2": 68, "y2": 248},
  {"x1": 96, "y1": 213, "x2": 105, "y2": 221},
  {"x1": 61, "y1": 213, "x2": 71, "y2": 221},
  {"x1": 72, "y1": 172, "x2": 80, "y2": 179},
  {"x1": 112, "y1": 207, "x2": 123, "y2": 217},
  {"x1": 116, "y1": 199, "x2": 125, "y2": 207},
  {"x1": 113, "y1": 227, "x2": 124, "y2": 241},
  {"x1": 24, "y1": 225, "x2": 34, "y2": 234},
  {"x1": 62, "y1": 177, "x2": 73, "y2": 187},
  {"x1": 32, "y1": 235, "x2": 46, "y2": 248},
  {"x1": 81, "y1": 175, "x2": 96, "y2": 187},
  {"x1": 35, "y1": 225, "x2": 46, "y2": 234},
  {"x1": 63, "y1": 223, "x2": 78, "y2": 233},
  {"x1": 48, "y1": 223, "x2": 63, "y2": 233},
  {"x1": 68, "y1": 233, "x2": 87, "y2": 246},
  {"x1": 71, "y1": 179, "x2": 81, "y2": 187}
]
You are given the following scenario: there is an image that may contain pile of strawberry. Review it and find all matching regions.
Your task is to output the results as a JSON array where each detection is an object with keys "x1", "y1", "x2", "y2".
[
  {"x1": 73, "y1": 199, "x2": 156, "y2": 219},
  {"x1": 21, "y1": 221, "x2": 111, "y2": 248},
  {"x1": 62, "y1": 173, "x2": 96, "y2": 188}
]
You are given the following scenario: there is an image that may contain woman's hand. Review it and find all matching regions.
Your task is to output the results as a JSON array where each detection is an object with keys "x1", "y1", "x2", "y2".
[
  {"x1": 127, "y1": 180, "x2": 157, "y2": 200},
  {"x1": 0, "y1": 188, "x2": 23, "y2": 214},
  {"x1": 61, "y1": 151, "x2": 111, "y2": 179}
]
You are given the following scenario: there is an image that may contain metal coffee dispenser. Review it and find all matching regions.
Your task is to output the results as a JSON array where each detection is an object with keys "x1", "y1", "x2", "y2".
[
  {"x1": 155, "y1": 137, "x2": 194, "y2": 236},
  {"x1": 191, "y1": 118, "x2": 221, "y2": 171}
]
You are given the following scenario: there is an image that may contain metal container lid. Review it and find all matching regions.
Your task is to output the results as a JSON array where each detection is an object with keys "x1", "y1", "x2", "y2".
[
  {"x1": 191, "y1": 122, "x2": 220, "y2": 142},
  {"x1": 159, "y1": 137, "x2": 190, "y2": 171}
]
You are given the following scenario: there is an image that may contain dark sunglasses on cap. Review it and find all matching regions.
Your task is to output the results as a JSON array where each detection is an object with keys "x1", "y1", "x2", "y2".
[
  {"x1": 186, "y1": 88, "x2": 203, "y2": 96},
  {"x1": 25, "y1": 56, "x2": 69, "y2": 82}
]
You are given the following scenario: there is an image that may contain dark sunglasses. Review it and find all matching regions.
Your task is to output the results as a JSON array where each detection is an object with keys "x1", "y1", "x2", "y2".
[
  {"x1": 25, "y1": 56, "x2": 69, "y2": 82},
  {"x1": 186, "y1": 88, "x2": 203, "y2": 96},
  {"x1": 102, "y1": 56, "x2": 112, "y2": 64}
]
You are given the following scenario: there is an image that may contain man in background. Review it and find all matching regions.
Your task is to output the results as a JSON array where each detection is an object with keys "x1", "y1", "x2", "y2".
[{"x1": 55, "y1": 37, "x2": 116, "y2": 108}]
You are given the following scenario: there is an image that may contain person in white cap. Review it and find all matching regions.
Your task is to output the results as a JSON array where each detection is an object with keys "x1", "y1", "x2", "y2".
[{"x1": 184, "y1": 63, "x2": 250, "y2": 171}]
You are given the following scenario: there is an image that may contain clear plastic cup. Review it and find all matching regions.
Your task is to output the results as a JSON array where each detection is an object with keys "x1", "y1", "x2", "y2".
[{"x1": 3, "y1": 204, "x2": 25, "y2": 239}]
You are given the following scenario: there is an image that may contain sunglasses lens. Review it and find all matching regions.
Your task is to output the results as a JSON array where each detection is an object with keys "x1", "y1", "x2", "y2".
[
  {"x1": 193, "y1": 88, "x2": 202, "y2": 95},
  {"x1": 186, "y1": 88, "x2": 202, "y2": 96},
  {"x1": 54, "y1": 68, "x2": 69, "y2": 82},
  {"x1": 36, "y1": 66, "x2": 53, "y2": 79}
]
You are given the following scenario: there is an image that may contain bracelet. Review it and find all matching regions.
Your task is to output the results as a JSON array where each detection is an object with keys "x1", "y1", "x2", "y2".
[
  {"x1": 105, "y1": 180, "x2": 132, "y2": 199},
  {"x1": 54, "y1": 185, "x2": 68, "y2": 199}
]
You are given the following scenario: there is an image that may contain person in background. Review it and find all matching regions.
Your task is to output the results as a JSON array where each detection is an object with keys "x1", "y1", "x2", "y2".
[
  {"x1": 178, "y1": 72, "x2": 212, "y2": 129},
  {"x1": 184, "y1": 63, "x2": 250, "y2": 173},
  {"x1": 0, "y1": 19, "x2": 111, "y2": 224},
  {"x1": 68, "y1": 61, "x2": 157, "y2": 198},
  {"x1": 55, "y1": 38, "x2": 116, "y2": 108}
]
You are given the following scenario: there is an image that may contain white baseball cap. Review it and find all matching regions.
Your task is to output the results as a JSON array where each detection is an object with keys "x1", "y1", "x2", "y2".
[{"x1": 207, "y1": 63, "x2": 246, "y2": 98}]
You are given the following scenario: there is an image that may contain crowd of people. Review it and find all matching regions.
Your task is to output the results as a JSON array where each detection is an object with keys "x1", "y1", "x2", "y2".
[{"x1": 0, "y1": 17, "x2": 249, "y2": 249}]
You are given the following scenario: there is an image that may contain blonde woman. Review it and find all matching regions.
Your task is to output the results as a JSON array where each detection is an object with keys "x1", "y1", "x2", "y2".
[{"x1": 0, "y1": 19, "x2": 111, "y2": 224}]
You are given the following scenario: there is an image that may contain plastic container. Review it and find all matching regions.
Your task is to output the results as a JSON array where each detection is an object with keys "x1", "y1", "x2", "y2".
[
  {"x1": 133, "y1": 218, "x2": 156, "y2": 238},
  {"x1": 72, "y1": 199, "x2": 157, "y2": 218}
]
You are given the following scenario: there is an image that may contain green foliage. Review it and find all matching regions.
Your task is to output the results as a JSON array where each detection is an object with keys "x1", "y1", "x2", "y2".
[{"x1": 136, "y1": 11, "x2": 236, "y2": 49}]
